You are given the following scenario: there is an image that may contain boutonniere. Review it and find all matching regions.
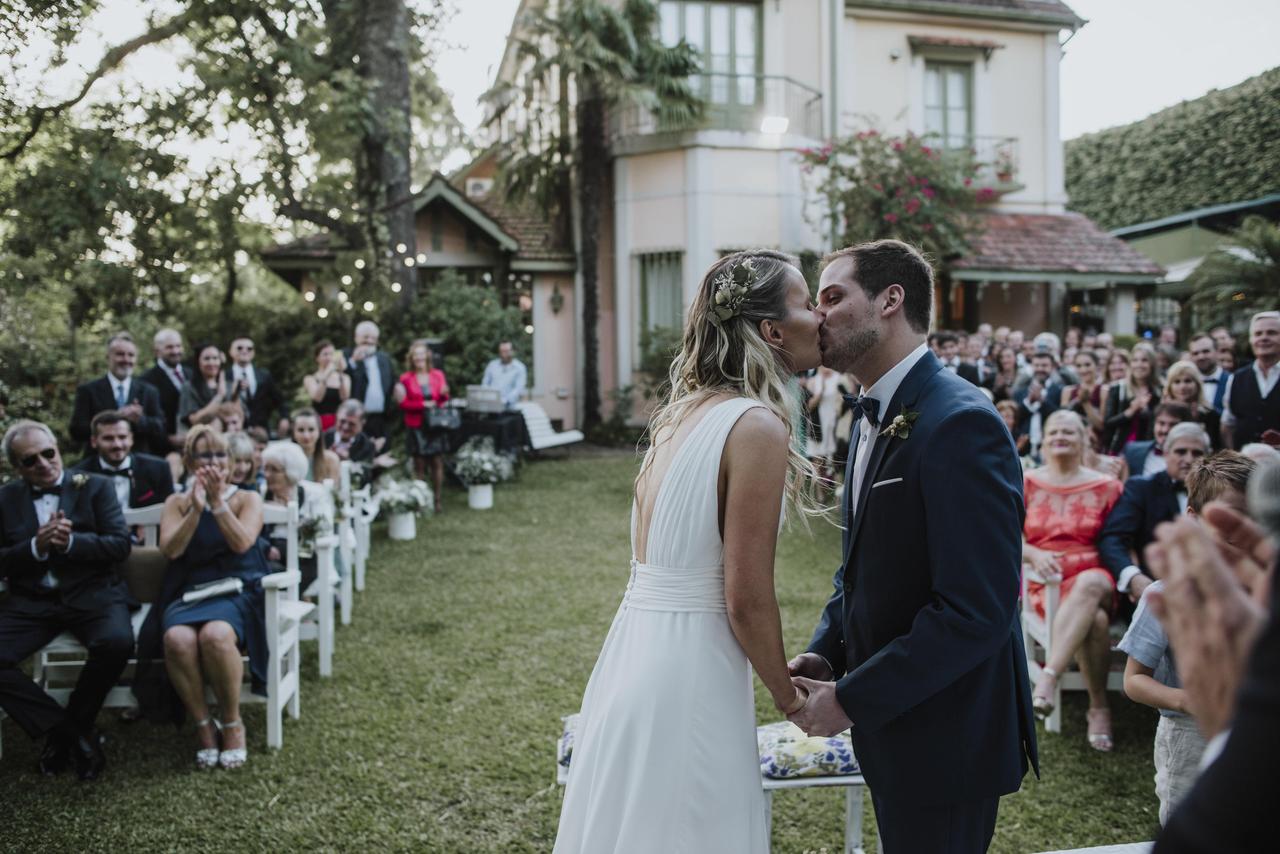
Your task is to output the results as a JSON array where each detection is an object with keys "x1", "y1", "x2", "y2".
[
  {"x1": 71, "y1": 473, "x2": 89, "y2": 489},
  {"x1": 879, "y1": 409, "x2": 920, "y2": 440}
]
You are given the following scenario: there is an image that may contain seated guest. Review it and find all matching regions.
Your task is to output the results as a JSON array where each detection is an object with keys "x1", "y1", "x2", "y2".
[
  {"x1": 134, "y1": 426, "x2": 269, "y2": 770},
  {"x1": 1022, "y1": 411, "x2": 1124, "y2": 751},
  {"x1": 1162, "y1": 360, "x2": 1222, "y2": 449},
  {"x1": 986, "y1": 345, "x2": 1024, "y2": 403},
  {"x1": 139, "y1": 328, "x2": 189, "y2": 453},
  {"x1": 1187, "y1": 332, "x2": 1229, "y2": 413},
  {"x1": 70, "y1": 331, "x2": 166, "y2": 456},
  {"x1": 0, "y1": 420, "x2": 132, "y2": 779},
  {"x1": 291, "y1": 407, "x2": 340, "y2": 485},
  {"x1": 226, "y1": 337, "x2": 289, "y2": 437},
  {"x1": 1120, "y1": 450, "x2": 1255, "y2": 826},
  {"x1": 303, "y1": 340, "x2": 350, "y2": 432},
  {"x1": 261, "y1": 441, "x2": 335, "y2": 593},
  {"x1": 324, "y1": 399, "x2": 377, "y2": 465},
  {"x1": 396, "y1": 340, "x2": 450, "y2": 511},
  {"x1": 1013, "y1": 350, "x2": 1064, "y2": 462},
  {"x1": 1124, "y1": 402, "x2": 1196, "y2": 479},
  {"x1": 995, "y1": 400, "x2": 1030, "y2": 459},
  {"x1": 1215, "y1": 346, "x2": 1236, "y2": 374},
  {"x1": 1240, "y1": 442, "x2": 1280, "y2": 465},
  {"x1": 246, "y1": 427, "x2": 269, "y2": 483},
  {"x1": 1103, "y1": 343, "x2": 1161, "y2": 454},
  {"x1": 217, "y1": 402, "x2": 245, "y2": 435},
  {"x1": 936, "y1": 331, "x2": 980, "y2": 385},
  {"x1": 178, "y1": 343, "x2": 243, "y2": 434},
  {"x1": 72, "y1": 410, "x2": 174, "y2": 515},
  {"x1": 1099, "y1": 422, "x2": 1211, "y2": 607},
  {"x1": 1222, "y1": 310, "x2": 1280, "y2": 450},
  {"x1": 481, "y1": 340, "x2": 527, "y2": 409},
  {"x1": 1061, "y1": 349, "x2": 1105, "y2": 447},
  {"x1": 226, "y1": 431, "x2": 260, "y2": 492},
  {"x1": 344, "y1": 321, "x2": 396, "y2": 439}
]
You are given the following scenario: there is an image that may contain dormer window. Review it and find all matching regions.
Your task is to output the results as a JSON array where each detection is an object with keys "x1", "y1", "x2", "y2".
[{"x1": 924, "y1": 61, "x2": 972, "y2": 149}]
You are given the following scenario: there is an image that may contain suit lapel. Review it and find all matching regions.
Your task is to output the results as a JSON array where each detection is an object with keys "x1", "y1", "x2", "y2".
[
  {"x1": 16, "y1": 482, "x2": 40, "y2": 534},
  {"x1": 57, "y1": 475, "x2": 79, "y2": 519}
]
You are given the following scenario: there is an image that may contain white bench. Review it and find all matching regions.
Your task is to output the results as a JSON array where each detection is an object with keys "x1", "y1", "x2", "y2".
[
  {"x1": 16, "y1": 501, "x2": 316, "y2": 751},
  {"x1": 339, "y1": 461, "x2": 373, "y2": 594},
  {"x1": 517, "y1": 402, "x2": 584, "y2": 451}
]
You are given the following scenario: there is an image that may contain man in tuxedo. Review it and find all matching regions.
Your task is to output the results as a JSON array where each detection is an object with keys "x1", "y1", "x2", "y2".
[
  {"x1": 69, "y1": 332, "x2": 166, "y2": 456},
  {"x1": 786, "y1": 240, "x2": 1036, "y2": 853},
  {"x1": 1222, "y1": 311, "x2": 1280, "y2": 450},
  {"x1": 1124, "y1": 402, "x2": 1196, "y2": 478},
  {"x1": 1188, "y1": 332, "x2": 1229, "y2": 413},
  {"x1": 1099, "y1": 422, "x2": 1211, "y2": 606},
  {"x1": 1013, "y1": 351, "x2": 1063, "y2": 462},
  {"x1": 72, "y1": 411, "x2": 174, "y2": 514},
  {"x1": 323, "y1": 399, "x2": 377, "y2": 465},
  {"x1": 345, "y1": 321, "x2": 396, "y2": 439},
  {"x1": 138, "y1": 327, "x2": 188, "y2": 452},
  {"x1": 226, "y1": 337, "x2": 289, "y2": 437},
  {"x1": 0, "y1": 420, "x2": 132, "y2": 780},
  {"x1": 936, "y1": 331, "x2": 982, "y2": 386}
]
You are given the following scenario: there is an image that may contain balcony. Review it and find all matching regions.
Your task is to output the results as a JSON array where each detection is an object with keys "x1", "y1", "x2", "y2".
[
  {"x1": 611, "y1": 73, "x2": 823, "y2": 147},
  {"x1": 957, "y1": 136, "x2": 1022, "y2": 196}
]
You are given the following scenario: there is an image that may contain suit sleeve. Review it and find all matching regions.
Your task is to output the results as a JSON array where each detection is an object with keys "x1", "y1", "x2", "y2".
[
  {"x1": 69, "y1": 383, "x2": 93, "y2": 444},
  {"x1": 66, "y1": 479, "x2": 131, "y2": 564},
  {"x1": 834, "y1": 407, "x2": 1025, "y2": 733},
  {"x1": 137, "y1": 382, "x2": 167, "y2": 447},
  {"x1": 806, "y1": 568, "x2": 848, "y2": 675},
  {"x1": 1097, "y1": 478, "x2": 1145, "y2": 580}
]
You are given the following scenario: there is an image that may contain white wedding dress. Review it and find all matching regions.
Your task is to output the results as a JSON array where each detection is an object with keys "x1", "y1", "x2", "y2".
[{"x1": 554, "y1": 397, "x2": 769, "y2": 854}]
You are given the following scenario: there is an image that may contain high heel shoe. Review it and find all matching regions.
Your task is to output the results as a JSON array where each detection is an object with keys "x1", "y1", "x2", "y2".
[
  {"x1": 216, "y1": 719, "x2": 248, "y2": 770},
  {"x1": 1032, "y1": 667, "x2": 1058, "y2": 720},
  {"x1": 194, "y1": 717, "x2": 220, "y2": 770}
]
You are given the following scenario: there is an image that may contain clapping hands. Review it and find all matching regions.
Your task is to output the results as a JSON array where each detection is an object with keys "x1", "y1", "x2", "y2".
[
  {"x1": 783, "y1": 653, "x2": 851, "y2": 738},
  {"x1": 35, "y1": 511, "x2": 73, "y2": 557}
]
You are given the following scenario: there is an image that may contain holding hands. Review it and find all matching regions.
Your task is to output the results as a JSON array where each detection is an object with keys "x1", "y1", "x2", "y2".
[{"x1": 784, "y1": 653, "x2": 851, "y2": 737}]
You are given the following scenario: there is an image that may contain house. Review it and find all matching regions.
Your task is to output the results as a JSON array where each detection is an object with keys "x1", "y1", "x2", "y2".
[{"x1": 1066, "y1": 67, "x2": 1280, "y2": 336}]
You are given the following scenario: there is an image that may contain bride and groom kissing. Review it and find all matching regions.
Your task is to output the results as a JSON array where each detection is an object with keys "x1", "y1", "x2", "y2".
[{"x1": 554, "y1": 240, "x2": 1038, "y2": 854}]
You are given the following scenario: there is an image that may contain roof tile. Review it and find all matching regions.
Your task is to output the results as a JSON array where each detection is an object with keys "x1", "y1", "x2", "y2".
[{"x1": 953, "y1": 211, "x2": 1164, "y2": 276}]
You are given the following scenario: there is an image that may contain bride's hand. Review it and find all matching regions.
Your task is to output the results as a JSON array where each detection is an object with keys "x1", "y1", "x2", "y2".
[{"x1": 777, "y1": 684, "x2": 809, "y2": 716}]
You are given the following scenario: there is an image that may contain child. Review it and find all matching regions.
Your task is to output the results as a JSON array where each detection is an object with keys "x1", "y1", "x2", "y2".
[{"x1": 1119, "y1": 450, "x2": 1255, "y2": 825}]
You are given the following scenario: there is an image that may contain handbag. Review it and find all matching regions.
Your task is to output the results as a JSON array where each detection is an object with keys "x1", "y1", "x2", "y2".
[
  {"x1": 181, "y1": 577, "x2": 244, "y2": 604},
  {"x1": 426, "y1": 406, "x2": 461, "y2": 430}
]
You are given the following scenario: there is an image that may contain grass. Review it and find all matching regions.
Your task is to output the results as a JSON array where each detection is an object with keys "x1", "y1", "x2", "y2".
[{"x1": 1, "y1": 449, "x2": 1163, "y2": 852}]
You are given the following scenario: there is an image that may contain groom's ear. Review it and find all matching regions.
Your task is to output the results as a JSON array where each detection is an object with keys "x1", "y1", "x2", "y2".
[{"x1": 880, "y1": 283, "x2": 906, "y2": 317}]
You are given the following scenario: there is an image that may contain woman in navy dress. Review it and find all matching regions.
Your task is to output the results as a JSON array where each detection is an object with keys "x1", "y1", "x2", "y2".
[{"x1": 136, "y1": 425, "x2": 269, "y2": 770}]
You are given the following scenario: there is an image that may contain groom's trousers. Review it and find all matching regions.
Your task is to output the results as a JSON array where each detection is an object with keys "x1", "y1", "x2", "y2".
[{"x1": 871, "y1": 791, "x2": 999, "y2": 854}]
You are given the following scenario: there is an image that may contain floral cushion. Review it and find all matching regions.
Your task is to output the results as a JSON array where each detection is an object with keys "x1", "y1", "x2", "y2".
[
  {"x1": 558, "y1": 715, "x2": 857, "y2": 780},
  {"x1": 757, "y1": 721, "x2": 859, "y2": 779}
]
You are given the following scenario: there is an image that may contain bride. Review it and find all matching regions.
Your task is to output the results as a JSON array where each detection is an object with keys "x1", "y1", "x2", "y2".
[{"x1": 554, "y1": 250, "x2": 824, "y2": 852}]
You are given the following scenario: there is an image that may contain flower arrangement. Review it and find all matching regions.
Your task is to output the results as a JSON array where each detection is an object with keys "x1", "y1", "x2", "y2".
[
  {"x1": 297, "y1": 486, "x2": 336, "y2": 558},
  {"x1": 374, "y1": 476, "x2": 435, "y2": 516},
  {"x1": 453, "y1": 436, "x2": 515, "y2": 486}
]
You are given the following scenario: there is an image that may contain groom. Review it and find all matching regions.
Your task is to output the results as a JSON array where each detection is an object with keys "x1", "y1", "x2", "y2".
[{"x1": 787, "y1": 240, "x2": 1037, "y2": 853}]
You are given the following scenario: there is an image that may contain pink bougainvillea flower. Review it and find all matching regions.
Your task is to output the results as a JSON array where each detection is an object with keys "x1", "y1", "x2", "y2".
[
  {"x1": 923, "y1": 186, "x2": 936, "y2": 199},
  {"x1": 884, "y1": 213, "x2": 898, "y2": 223}
]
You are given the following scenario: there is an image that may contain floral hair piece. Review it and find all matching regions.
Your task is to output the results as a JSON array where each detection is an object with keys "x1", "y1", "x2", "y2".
[{"x1": 708, "y1": 258, "x2": 756, "y2": 327}]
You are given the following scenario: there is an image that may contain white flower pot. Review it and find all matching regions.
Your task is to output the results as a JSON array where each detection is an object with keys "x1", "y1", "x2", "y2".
[
  {"x1": 388, "y1": 511, "x2": 417, "y2": 540},
  {"x1": 468, "y1": 483, "x2": 494, "y2": 510}
]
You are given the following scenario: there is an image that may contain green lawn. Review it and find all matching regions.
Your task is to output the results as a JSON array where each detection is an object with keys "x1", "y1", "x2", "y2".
[{"x1": 1, "y1": 449, "x2": 1162, "y2": 852}]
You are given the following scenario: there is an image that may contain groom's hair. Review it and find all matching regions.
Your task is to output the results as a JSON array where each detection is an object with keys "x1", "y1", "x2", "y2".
[{"x1": 822, "y1": 240, "x2": 934, "y2": 333}]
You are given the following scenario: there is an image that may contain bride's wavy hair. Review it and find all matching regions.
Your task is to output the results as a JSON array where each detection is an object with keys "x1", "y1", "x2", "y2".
[{"x1": 640, "y1": 249, "x2": 822, "y2": 522}]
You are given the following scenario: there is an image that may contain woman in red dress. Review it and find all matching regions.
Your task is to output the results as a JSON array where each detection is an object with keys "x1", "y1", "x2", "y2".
[
  {"x1": 394, "y1": 339, "x2": 449, "y2": 513},
  {"x1": 1023, "y1": 409, "x2": 1124, "y2": 751}
]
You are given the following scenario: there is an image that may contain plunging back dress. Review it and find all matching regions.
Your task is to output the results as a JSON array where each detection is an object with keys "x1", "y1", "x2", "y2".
[{"x1": 553, "y1": 397, "x2": 769, "y2": 854}]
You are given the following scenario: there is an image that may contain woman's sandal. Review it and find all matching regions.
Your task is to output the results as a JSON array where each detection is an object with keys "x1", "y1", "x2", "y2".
[
  {"x1": 195, "y1": 717, "x2": 220, "y2": 770},
  {"x1": 1032, "y1": 666, "x2": 1058, "y2": 720},
  {"x1": 1086, "y1": 707, "x2": 1114, "y2": 752},
  {"x1": 216, "y1": 719, "x2": 248, "y2": 770}
]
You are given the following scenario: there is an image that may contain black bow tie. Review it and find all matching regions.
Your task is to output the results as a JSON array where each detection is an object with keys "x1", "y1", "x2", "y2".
[
  {"x1": 1173, "y1": 481, "x2": 1187, "y2": 494},
  {"x1": 31, "y1": 485, "x2": 61, "y2": 498},
  {"x1": 844, "y1": 393, "x2": 881, "y2": 427},
  {"x1": 1152, "y1": 446, "x2": 1163, "y2": 456},
  {"x1": 103, "y1": 468, "x2": 131, "y2": 478}
]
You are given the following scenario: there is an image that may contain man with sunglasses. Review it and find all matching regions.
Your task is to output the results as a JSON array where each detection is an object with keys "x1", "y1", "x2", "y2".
[
  {"x1": 226, "y1": 337, "x2": 289, "y2": 437},
  {"x1": 0, "y1": 421, "x2": 132, "y2": 780}
]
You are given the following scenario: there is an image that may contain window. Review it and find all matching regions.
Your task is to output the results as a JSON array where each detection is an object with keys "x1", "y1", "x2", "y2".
[
  {"x1": 637, "y1": 252, "x2": 684, "y2": 348},
  {"x1": 658, "y1": 2, "x2": 761, "y2": 107},
  {"x1": 924, "y1": 62, "x2": 972, "y2": 149}
]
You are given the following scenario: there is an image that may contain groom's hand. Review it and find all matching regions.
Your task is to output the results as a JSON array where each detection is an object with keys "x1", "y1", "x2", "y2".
[
  {"x1": 787, "y1": 676, "x2": 852, "y2": 737},
  {"x1": 786, "y1": 652, "x2": 833, "y2": 682}
]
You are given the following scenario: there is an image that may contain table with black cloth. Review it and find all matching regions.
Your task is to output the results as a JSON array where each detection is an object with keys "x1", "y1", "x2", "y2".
[{"x1": 451, "y1": 410, "x2": 529, "y2": 455}]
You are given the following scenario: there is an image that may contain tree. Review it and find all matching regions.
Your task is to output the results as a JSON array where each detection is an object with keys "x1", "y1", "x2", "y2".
[
  {"x1": 485, "y1": 0, "x2": 701, "y2": 431},
  {"x1": 798, "y1": 129, "x2": 984, "y2": 265},
  {"x1": 1186, "y1": 216, "x2": 1280, "y2": 327}
]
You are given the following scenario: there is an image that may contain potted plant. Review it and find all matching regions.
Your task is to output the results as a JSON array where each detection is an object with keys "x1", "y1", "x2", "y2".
[
  {"x1": 994, "y1": 146, "x2": 1016, "y2": 184},
  {"x1": 454, "y1": 437, "x2": 514, "y2": 510},
  {"x1": 374, "y1": 477, "x2": 434, "y2": 540}
]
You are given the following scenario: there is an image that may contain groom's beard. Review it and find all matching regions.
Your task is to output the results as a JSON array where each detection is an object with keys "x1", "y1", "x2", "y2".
[{"x1": 823, "y1": 325, "x2": 879, "y2": 374}]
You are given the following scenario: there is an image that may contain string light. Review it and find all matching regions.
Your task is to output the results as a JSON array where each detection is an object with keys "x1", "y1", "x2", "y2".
[
  {"x1": 337, "y1": 290, "x2": 348, "y2": 302},
  {"x1": 343, "y1": 301, "x2": 354, "y2": 311},
  {"x1": 341, "y1": 275, "x2": 352, "y2": 285},
  {"x1": 304, "y1": 291, "x2": 316, "y2": 302},
  {"x1": 396, "y1": 243, "x2": 407, "y2": 253},
  {"x1": 391, "y1": 282, "x2": 402, "y2": 293},
  {"x1": 317, "y1": 307, "x2": 329, "y2": 318},
  {"x1": 404, "y1": 257, "x2": 415, "y2": 267},
  {"x1": 363, "y1": 300, "x2": 375, "y2": 311},
  {"x1": 416, "y1": 253, "x2": 427, "y2": 264},
  {"x1": 354, "y1": 259, "x2": 366, "y2": 270}
]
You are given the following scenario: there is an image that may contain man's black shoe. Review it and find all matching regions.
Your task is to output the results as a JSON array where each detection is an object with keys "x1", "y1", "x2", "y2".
[
  {"x1": 71, "y1": 729, "x2": 106, "y2": 781},
  {"x1": 37, "y1": 731, "x2": 71, "y2": 776}
]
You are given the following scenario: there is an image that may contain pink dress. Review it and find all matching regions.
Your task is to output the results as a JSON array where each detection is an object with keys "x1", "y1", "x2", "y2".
[{"x1": 1023, "y1": 472, "x2": 1123, "y2": 619}]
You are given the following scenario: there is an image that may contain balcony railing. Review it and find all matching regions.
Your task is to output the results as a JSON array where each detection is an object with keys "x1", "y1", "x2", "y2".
[
  {"x1": 936, "y1": 135, "x2": 1021, "y2": 194},
  {"x1": 612, "y1": 73, "x2": 823, "y2": 143}
]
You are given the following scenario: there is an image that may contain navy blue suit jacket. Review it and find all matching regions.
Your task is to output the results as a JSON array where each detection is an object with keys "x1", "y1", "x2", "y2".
[
  {"x1": 1123, "y1": 440, "x2": 1156, "y2": 477},
  {"x1": 1097, "y1": 471, "x2": 1181, "y2": 581},
  {"x1": 807, "y1": 350, "x2": 1038, "y2": 806}
]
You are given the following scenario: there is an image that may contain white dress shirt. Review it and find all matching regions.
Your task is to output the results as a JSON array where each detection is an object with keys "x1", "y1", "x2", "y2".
[
  {"x1": 233, "y1": 363, "x2": 258, "y2": 397},
  {"x1": 848, "y1": 343, "x2": 930, "y2": 516},
  {"x1": 159, "y1": 359, "x2": 185, "y2": 389},
  {"x1": 99, "y1": 455, "x2": 133, "y2": 511},
  {"x1": 108, "y1": 373, "x2": 132, "y2": 407},
  {"x1": 1199, "y1": 366, "x2": 1225, "y2": 409},
  {"x1": 482, "y1": 358, "x2": 529, "y2": 408},
  {"x1": 1221, "y1": 360, "x2": 1279, "y2": 427},
  {"x1": 1142, "y1": 446, "x2": 1167, "y2": 477},
  {"x1": 363, "y1": 353, "x2": 385, "y2": 414},
  {"x1": 31, "y1": 473, "x2": 73, "y2": 587}
]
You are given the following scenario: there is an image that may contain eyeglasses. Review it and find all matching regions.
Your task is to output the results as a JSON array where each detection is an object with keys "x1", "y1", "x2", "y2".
[
  {"x1": 19, "y1": 448, "x2": 57, "y2": 469},
  {"x1": 193, "y1": 451, "x2": 229, "y2": 461}
]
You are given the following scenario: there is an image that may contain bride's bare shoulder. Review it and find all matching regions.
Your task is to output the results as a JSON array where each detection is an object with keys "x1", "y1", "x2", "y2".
[{"x1": 725, "y1": 404, "x2": 787, "y2": 452}]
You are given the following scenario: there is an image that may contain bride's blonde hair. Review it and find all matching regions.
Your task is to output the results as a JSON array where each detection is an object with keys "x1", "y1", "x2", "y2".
[{"x1": 640, "y1": 249, "x2": 822, "y2": 522}]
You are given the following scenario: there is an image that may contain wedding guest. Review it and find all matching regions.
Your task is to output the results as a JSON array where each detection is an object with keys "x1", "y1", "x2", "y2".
[
  {"x1": 70, "y1": 332, "x2": 167, "y2": 456},
  {"x1": 995, "y1": 399, "x2": 1030, "y2": 459},
  {"x1": 1120, "y1": 451, "x2": 1255, "y2": 825},
  {"x1": 139, "y1": 328, "x2": 189, "y2": 452},
  {"x1": 1209, "y1": 324, "x2": 1235, "y2": 354},
  {"x1": 1061, "y1": 349, "x2": 1105, "y2": 446},
  {"x1": 805, "y1": 365, "x2": 848, "y2": 488},
  {"x1": 217, "y1": 402, "x2": 245, "y2": 435},
  {"x1": 1162, "y1": 360, "x2": 1222, "y2": 449},
  {"x1": 261, "y1": 440, "x2": 334, "y2": 594},
  {"x1": 72, "y1": 411, "x2": 174, "y2": 513},
  {"x1": 0, "y1": 420, "x2": 132, "y2": 780},
  {"x1": 178, "y1": 343, "x2": 240, "y2": 433},
  {"x1": 396, "y1": 341, "x2": 449, "y2": 512},
  {"x1": 1099, "y1": 422, "x2": 1211, "y2": 608},
  {"x1": 482, "y1": 341, "x2": 528, "y2": 408},
  {"x1": 291, "y1": 407, "x2": 340, "y2": 485},
  {"x1": 1103, "y1": 344, "x2": 1161, "y2": 454},
  {"x1": 192, "y1": 412, "x2": 226, "y2": 433},
  {"x1": 936, "y1": 331, "x2": 981, "y2": 385},
  {"x1": 225, "y1": 337, "x2": 288, "y2": 437},
  {"x1": 1222, "y1": 311, "x2": 1280, "y2": 450},
  {"x1": 1124, "y1": 402, "x2": 1196, "y2": 479},
  {"x1": 226, "y1": 431, "x2": 260, "y2": 492},
  {"x1": 986, "y1": 345, "x2": 1024, "y2": 403},
  {"x1": 324, "y1": 399, "x2": 377, "y2": 465},
  {"x1": 992, "y1": 325, "x2": 1010, "y2": 347},
  {"x1": 1216, "y1": 347, "x2": 1236, "y2": 374},
  {"x1": 1105, "y1": 349, "x2": 1131, "y2": 385},
  {"x1": 134, "y1": 426, "x2": 268, "y2": 770},
  {"x1": 1187, "y1": 332, "x2": 1229, "y2": 413},
  {"x1": 1022, "y1": 410, "x2": 1124, "y2": 751},
  {"x1": 1240, "y1": 442, "x2": 1280, "y2": 464},
  {"x1": 1014, "y1": 351, "x2": 1063, "y2": 461},
  {"x1": 1064, "y1": 327, "x2": 1082, "y2": 352},
  {"x1": 345, "y1": 321, "x2": 396, "y2": 439},
  {"x1": 303, "y1": 339, "x2": 350, "y2": 432},
  {"x1": 246, "y1": 427, "x2": 269, "y2": 486}
]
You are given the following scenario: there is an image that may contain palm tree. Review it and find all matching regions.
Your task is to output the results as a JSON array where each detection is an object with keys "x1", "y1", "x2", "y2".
[
  {"x1": 1187, "y1": 216, "x2": 1280, "y2": 326},
  {"x1": 485, "y1": 0, "x2": 701, "y2": 431}
]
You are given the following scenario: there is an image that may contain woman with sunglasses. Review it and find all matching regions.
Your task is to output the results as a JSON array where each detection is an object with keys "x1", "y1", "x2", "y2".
[{"x1": 132, "y1": 425, "x2": 270, "y2": 770}]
